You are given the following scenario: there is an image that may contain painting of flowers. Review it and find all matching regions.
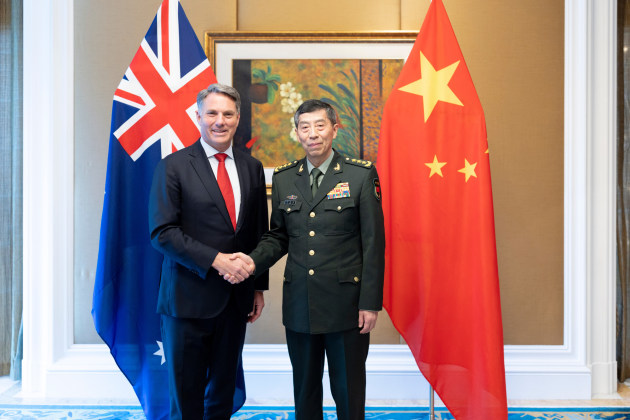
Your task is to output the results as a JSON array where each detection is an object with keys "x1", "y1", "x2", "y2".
[{"x1": 231, "y1": 58, "x2": 403, "y2": 168}]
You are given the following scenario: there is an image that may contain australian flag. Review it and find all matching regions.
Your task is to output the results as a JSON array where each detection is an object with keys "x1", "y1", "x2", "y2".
[{"x1": 92, "y1": 1, "x2": 245, "y2": 418}]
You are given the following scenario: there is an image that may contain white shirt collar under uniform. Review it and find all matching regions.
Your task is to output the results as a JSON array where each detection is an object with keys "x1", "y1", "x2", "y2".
[{"x1": 306, "y1": 150, "x2": 335, "y2": 188}]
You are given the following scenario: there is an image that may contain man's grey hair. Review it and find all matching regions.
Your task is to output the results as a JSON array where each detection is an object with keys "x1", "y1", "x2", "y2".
[
  {"x1": 197, "y1": 83, "x2": 241, "y2": 114},
  {"x1": 293, "y1": 99, "x2": 337, "y2": 127}
]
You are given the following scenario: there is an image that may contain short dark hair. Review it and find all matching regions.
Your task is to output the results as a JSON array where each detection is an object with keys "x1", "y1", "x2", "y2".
[
  {"x1": 197, "y1": 83, "x2": 241, "y2": 114},
  {"x1": 293, "y1": 99, "x2": 337, "y2": 127}
]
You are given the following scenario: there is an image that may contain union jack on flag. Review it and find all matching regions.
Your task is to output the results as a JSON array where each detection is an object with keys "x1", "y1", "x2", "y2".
[
  {"x1": 112, "y1": 0, "x2": 215, "y2": 161},
  {"x1": 92, "y1": 1, "x2": 244, "y2": 419}
]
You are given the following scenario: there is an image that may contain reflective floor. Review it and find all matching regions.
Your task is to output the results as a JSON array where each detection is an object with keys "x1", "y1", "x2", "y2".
[{"x1": 2, "y1": 377, "x2": 630, "y2": 419}]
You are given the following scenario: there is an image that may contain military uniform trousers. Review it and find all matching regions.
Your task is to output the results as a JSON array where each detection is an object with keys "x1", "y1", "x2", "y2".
[
  {"x1": 286, "y1": 327, "x2": 370, "y2": 420},
  {"x1": 249, "y1": 151, "x2": 385, "y2": 420}
]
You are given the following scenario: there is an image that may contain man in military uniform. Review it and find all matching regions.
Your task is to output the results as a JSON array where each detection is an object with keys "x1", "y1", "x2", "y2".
[{"x1": 234, "y1": 99, "x2": 385, "y2": 420}]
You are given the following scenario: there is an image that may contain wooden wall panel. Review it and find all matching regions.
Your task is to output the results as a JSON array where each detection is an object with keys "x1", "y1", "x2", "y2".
[
  {"x1": 74, "y1": 0, "x2": 565, "y2": 345},
  {"x1": 237, "y1": 0, "x2": 400, "y2": 31},
  {"x1": 187, "y1": 0, "x2": 237, "y2": 40}
]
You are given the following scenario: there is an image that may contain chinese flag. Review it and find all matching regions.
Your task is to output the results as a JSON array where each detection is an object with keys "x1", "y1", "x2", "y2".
[{"x1": 376, "y1": 0, "x2": 507, "y2": 419}]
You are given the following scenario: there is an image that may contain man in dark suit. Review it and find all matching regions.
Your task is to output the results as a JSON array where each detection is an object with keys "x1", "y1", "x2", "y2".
[
  {"x1": 233, "y1": 99, "x2": 385, "y2": 420},
  {"x1": 148, "y1": 83, "x2": 268, "y2": 420}
]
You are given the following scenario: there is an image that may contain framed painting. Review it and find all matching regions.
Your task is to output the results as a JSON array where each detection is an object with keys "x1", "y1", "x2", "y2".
[{"x1": 204, "y1": 31, "x2": 417, "y2": 185}]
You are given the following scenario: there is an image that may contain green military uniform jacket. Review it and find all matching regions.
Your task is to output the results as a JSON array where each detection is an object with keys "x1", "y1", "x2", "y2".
[{"x1": 250, "y1": 150, "x2": 385, "y2": 334}]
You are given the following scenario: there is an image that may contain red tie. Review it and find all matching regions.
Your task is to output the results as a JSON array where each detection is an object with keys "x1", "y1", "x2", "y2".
[{"x1": 214, "y1": 153, "x2": 236, "y2": 230}]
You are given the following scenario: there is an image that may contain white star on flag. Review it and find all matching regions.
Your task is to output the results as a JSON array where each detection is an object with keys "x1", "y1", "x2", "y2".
[{"x1": 154, "y1": 340, "x2": 165, "y2": 365}]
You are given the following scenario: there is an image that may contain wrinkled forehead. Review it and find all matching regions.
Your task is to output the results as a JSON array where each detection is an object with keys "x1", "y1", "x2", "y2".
[
  {"x1": 201, "y1": 92, "x2": 238, "y2": 111},
  {"x1": 297, "y1": 109, "x2": 330, "y2": 125}
]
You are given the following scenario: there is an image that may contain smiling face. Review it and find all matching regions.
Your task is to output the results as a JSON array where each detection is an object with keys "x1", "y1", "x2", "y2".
[
  {"x1": 196, "y1": 92, "x2": 240, "y2": 152},
  {"x1": 295, "y1": 109, "x2": 338, "y2": 167}
]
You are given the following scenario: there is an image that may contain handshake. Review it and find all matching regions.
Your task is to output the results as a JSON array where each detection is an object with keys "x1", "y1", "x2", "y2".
[{"x1": 213, "y1": 252, "x2": 256, "y2": 284}]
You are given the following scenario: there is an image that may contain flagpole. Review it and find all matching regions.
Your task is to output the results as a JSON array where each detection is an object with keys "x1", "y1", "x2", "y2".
[{"x1": 430, "y1": 385, "x2": 435, "y2": 420}]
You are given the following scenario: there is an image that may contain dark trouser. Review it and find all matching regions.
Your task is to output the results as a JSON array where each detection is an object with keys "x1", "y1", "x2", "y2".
[
  {"x1": 285, "y1": 328, "x2": 370, "y2": 420},
  {"x1": 160, "y1": 295, "x2": 247, "y2": 420}
]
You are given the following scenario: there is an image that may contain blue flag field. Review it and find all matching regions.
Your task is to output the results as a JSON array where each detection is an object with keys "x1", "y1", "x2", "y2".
[{"x1": 91, "y1": 1, "x2": 245, "y2": 419}]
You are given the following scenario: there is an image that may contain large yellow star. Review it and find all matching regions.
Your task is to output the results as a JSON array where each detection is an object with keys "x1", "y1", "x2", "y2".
[
  {"x1": 399, "y1": 52, "x2": 463, "y2": 122},
  {"x1": 457, "y1": 159, "x2": 477, "y2": 182},
  {"x1": 425, "y1": 155, "x2": 447, "y2": 178}
]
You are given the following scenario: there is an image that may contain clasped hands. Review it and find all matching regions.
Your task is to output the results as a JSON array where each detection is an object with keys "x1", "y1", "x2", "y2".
[{"x1": 212, "y1": 252, "x2": 256, "y2": 284}]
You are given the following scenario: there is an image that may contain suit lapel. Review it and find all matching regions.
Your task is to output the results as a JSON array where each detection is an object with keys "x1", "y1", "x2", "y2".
[
  {"x1": 188, "y1": 140, "x2": 234, "y2": 230},
  {"x1": 234, "y1": 149, "x2": 250, "y2": 232},
  {"x1": 294, "y1": 158, "x2": 312, "y2": 205}
]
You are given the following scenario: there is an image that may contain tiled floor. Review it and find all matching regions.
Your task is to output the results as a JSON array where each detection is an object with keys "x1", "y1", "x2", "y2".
[
  {"x1": 1, "y1": 405, "x2": 630, "y2": 420},
  {"x1": 0, "y1": 378, "x2": 15, "y2": 397}
]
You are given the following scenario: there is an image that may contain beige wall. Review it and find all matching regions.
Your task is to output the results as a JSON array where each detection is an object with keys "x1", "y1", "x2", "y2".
[{"x1": 74, "y1": 0, "x2": 564, "y2": 345}]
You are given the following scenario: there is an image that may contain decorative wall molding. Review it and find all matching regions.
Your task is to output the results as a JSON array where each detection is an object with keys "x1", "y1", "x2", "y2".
[
  {"x1": 21, "y1": 0, "x2": 617, "y2": 402},
  {"x1": 22, "y1": 344, "x2": 593, "y2": 401},
  {"x1": 22, "y1": 0, "x2": 75, "y2": 397},
  {"x1": 582, "y1": 0, "x2": 618, "y2": 398}
]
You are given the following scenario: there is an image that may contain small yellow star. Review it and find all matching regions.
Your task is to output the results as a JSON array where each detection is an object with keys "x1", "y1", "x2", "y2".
[
  {"x1": 457, "y1": 159, "x2": 477, "y2": 182},
  {"x1": 425, "y1": 155, "x2": 447, "y2": 178},
  {"x1": 399, "y1": 51, "x2": 463, "y2": 122}
]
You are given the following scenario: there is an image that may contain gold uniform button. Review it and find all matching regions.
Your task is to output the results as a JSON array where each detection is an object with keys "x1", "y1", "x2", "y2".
[
  {"x1": 287, "y1": 208, "x2": 291, "y2": 212},
  {"x1": 310, "y1": 212, "x2": 316, "y2": 218},
  {"x1": 309, "y1": 231, "x2": 315, "y2": 237},
  {"x1": 354, "y1": 276, "x2": 360, "y2": 282},
  {"x1": 337, "y1": 205, "x2": 341, "y2": 211},
  {"x1": 309, "y1": 269, "x2": 314, "y2": 275},
  {"x1": 309, "y1": 250, "x2": 315, "y2": 256}
]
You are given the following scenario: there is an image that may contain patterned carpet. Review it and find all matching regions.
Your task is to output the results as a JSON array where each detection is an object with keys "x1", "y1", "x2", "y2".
[{"x1": 1, "y1": 406, "x2": 630, "y2": 419}]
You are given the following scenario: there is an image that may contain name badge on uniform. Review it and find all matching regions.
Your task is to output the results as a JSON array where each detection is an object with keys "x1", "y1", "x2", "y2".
[
  {"x1": 327, "y1": 182, "x2": 350, "y2": 199},
  {"x1": 284, "y1": 195, "x2": 298, "y2": 205}
]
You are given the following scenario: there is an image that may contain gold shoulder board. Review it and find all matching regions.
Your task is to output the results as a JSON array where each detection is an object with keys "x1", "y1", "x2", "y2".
[
  {"x1": 274, "y1": 160, "x2": 299, "y2": 173},
  {"x1": 344, "y1": 157, "x2": 373, "y2": 168}
]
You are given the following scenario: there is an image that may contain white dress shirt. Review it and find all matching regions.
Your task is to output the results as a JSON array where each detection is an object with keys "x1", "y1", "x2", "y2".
[{"x1": 200, "y1": 140, "x2": 241, "y2": 222}]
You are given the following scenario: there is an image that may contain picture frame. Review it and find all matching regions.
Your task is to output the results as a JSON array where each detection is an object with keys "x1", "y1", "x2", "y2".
[{"x1": 204, "y1": 31, "x2": 418, "y2": 187}]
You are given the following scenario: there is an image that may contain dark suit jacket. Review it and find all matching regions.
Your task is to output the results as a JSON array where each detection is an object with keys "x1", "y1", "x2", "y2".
[
  {"x1": 149, "y1": 140, "x2": 269, "y2": 319},
  {"x1": 249, "y1": 150, "x2": 385, "y2": 334}
]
